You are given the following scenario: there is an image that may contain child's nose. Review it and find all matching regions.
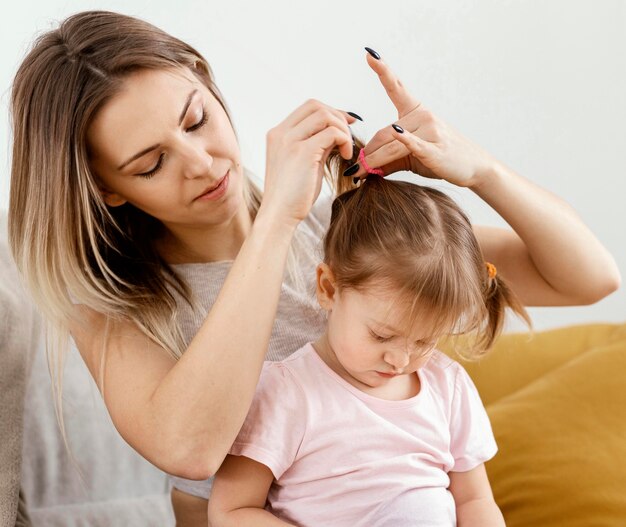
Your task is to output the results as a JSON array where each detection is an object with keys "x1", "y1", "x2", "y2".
[{"x1": 383, "y1": 350, "x2": 411, "y2": 370}]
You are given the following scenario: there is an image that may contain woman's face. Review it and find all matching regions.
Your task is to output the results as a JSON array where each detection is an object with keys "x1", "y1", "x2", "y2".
[{"x1": 87, "y1": 67, "x2": 245, "y2": 236}]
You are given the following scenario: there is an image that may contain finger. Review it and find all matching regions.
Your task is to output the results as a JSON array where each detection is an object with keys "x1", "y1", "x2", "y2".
[
  {"x1": 365, "y1": 52, "x2": 420, "y2": 117},
  {"x1": 279, "y1": 99, "x2": 359, "y2": 134},
  {"x1": 350, "y1": 125, "x2": 436, "y2": 180},
  {"x1": 291, "y1": 109, "x2": 352, "y2": 152},
  {"x1": 389, "y1": 124, "x2": 436, "y2": 165},
  {"x1": 306, "y1": 122, "x2": 354, "y2": 162},
  {"x1": 348, "y1": 138, "x2": 409, "y2": 180},
  {"x1": 288, "y1": 106, "x2": 356, "y2": 160},
  {"x1": 356, "y1": 104, "x2": 435, "y2": 172},
  {"x1": 345, "y1": 124, "x2": 399, "y2": 179},
  {"x1": 317, "y1": 109, "x2": 357, "y2": 160},
  {"x1": 280, "y1": 99, "x2": 328, "y2": 128}
]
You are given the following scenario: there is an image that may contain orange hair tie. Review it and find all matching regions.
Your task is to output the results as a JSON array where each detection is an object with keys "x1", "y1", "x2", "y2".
[{"x1": 485, "y1": 262, "x2": 497, "y2": 279}]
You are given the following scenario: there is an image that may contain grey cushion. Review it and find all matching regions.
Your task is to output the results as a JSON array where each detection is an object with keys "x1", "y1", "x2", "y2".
[
  {"x1": 1, "y1": 211, "x2": 174, "y2": 526},
  {"x1": 21, "y1": 339, "x2": 174, "y2": 526},
  {"x1": 0, "y1": 212, "x2": 39, "y2": 527}
]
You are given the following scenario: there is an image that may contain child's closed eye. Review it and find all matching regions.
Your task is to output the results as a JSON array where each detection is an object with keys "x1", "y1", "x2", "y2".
[{"x1": 369, "y1": 329, "x2": 393, "y2": 342}]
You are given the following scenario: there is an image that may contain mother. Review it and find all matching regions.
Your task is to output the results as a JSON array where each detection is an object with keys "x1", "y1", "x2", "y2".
[{"x1": 8, "y1": 10, "x2": 619, "y2": 525}]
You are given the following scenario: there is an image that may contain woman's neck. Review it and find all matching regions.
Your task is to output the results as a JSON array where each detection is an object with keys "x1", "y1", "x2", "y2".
[{"x1": 158, "y1": 204, "x2": 253, "y2": 264}]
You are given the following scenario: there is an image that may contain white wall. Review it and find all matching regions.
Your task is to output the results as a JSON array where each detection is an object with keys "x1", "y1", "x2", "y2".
[{"x1": 1, "y1": 0, "x2": 624, "y2": 331}]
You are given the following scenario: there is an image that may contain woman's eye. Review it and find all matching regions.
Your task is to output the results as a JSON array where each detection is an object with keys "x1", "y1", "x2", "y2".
[
  {"x1": 137, "y1": 153, "x2": 164, "y2": 179},
  {"x1": 187, "y1": 107, "x2": 209, "y2": 132},
  {"x1": 134, "y1": 107, "x2": 209, "y2": 179}
]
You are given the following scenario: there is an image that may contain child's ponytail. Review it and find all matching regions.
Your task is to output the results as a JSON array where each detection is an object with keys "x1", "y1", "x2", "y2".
[
  {"x1": 325, "y1": 136, "x2": 364, "y2": 196},
  {"x1": 479, "y1": 264, "x2": 532, "y2": 352}
]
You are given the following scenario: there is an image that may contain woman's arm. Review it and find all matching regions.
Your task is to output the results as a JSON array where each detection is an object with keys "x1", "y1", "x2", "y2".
[
  {"x1": 70, "y1": 99, "x2": 356, "y2": 480},
  {"x1": 353, "y1": 50, "x2": 620, "y2": 306},
  {"x1": 387, "y1": 122, "x2": 620, "y2": 307},
  {"x1": 470, "y1": 161, "x2": 620, "y2": 306},
  {"x1": 208, "y1": 455, "x2": 295, "y2": 526},
  {"x1": 449, "y1": 464, "x2": 505, "y2": 527},
  {"x1": 71, "y1": 212, "x2": 297, "y2": 479}
]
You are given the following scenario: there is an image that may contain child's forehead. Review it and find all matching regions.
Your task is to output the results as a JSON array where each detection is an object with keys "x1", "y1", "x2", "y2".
[{"x1": 346, "y1": 287, "x2": 442, "y2": 334}]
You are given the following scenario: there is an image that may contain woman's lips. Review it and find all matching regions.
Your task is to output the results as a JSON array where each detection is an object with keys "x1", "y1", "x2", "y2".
[{"x1": 195, "y1": 171, "x2": 229, "y2": 201}]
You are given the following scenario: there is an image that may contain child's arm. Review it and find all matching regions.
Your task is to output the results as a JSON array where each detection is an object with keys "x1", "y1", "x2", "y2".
[
  {"x1": 449, "y1": 464, "x2": 505, "y2": 527},
  {"x1": 208, "y1": 454, "x2": 296, "y2": 527}
]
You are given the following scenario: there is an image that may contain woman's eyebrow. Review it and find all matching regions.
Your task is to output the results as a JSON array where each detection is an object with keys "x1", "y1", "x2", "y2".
[
  {"x1": 178, "y1": 89, "x2": 198, "y2": 125},
  {"x1": 116, "y1": 89, "x2": 199, "y2": 171}
]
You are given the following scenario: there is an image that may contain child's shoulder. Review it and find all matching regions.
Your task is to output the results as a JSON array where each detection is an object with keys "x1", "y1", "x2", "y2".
[
  {"x1": 421, "y1": 350, "x2": 469, "y2": 398},
  {"x1": 424, "y1": 349, "x2": 463, "y2": 376},
  {"x1": 258, "y1": 344, "x2": 316, "y2": 394}
]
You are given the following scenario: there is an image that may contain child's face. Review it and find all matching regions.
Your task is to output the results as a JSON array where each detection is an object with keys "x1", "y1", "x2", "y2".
[{"x1": 316, "y1": 264, "x2": 442, "y2": 389}]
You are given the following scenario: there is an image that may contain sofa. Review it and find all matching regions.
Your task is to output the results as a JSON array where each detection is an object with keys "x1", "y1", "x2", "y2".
[
  {"x1": 2, "y1": 207, "x2": 624, "y2": 526},
  {"x1": 443, "y1": 324, "x2": 626, "y2": 526}
]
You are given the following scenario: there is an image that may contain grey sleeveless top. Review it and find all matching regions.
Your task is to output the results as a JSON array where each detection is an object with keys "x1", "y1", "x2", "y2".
[{"x1": 169, "y1": 192, "x2": 332, "y2": 498}]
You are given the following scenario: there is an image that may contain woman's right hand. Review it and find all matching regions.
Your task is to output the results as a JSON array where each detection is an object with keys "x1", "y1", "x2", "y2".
[{"x1": 261, "y1": 99, "x2": 357, "y2": 226}]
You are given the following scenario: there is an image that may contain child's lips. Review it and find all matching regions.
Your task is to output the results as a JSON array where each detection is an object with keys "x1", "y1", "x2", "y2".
[{"x1": 376, "y1": 371, "x2": 398, "y2": 378}]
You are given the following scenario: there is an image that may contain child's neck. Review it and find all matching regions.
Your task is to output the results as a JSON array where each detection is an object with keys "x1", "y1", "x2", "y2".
[{"x1": 312, "y1": 336, "x2": 421, "y2": 402}]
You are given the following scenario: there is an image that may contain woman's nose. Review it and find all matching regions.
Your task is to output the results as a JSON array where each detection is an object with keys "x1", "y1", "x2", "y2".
[{"x1": 180, "y1": 139, "x2": 214, "y2": 179}]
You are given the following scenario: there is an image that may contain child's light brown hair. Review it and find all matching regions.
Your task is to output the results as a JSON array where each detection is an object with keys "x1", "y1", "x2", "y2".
[{"x1": 325, "y1": 141, "x2": 531, "y2": 358}]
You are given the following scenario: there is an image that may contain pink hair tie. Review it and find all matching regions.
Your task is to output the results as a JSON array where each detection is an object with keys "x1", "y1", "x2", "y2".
[{"x1": 358, "y1": 148, "x2": 385, "y2": 177}]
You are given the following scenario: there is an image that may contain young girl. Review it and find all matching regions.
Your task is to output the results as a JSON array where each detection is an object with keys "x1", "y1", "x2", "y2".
[
  {"x1": 206, "y1": 154, "x2": 525, "y2": 526},
  {"x1": 7, "y1": 10, "x2": 619, "y2": 526}
]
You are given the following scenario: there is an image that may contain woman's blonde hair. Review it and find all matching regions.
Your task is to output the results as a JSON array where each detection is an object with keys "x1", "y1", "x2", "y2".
[
  {"x1": 325, "y1": 142, "x2": 531, "y2": 359},
  {"x1": 8, "y1": 8, "x2": 269, "y2": 427}
]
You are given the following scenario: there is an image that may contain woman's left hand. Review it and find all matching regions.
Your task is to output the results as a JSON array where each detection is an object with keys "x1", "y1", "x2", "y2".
[
  {"x1": 353, "y1": 51, "x2": 497, "y2": 189},
  {"x1": 350, "y1": 51, "x2": 621, "y2": 308}
]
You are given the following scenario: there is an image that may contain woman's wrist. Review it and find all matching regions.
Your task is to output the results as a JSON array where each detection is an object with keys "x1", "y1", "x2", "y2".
[
  {"x1": 468, "y1": 158, "x2": 509, "y2": 196},
  {"x1": 253, "y1": 205, "x2": 299, "y2": 244}
]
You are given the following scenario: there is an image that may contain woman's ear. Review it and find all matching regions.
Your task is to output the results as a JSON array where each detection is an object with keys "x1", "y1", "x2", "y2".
[
  {"x1": 316, "y1": 263, "x2": 336, "y2": 311},
  {"x1": 98, "y1": 185, "x2": 127, "y2": 207}
]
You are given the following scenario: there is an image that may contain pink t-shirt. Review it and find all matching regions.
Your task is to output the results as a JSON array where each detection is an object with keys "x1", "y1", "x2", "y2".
[{"x1": 230, "y1": 343, "x2": 497, "y2": 527}]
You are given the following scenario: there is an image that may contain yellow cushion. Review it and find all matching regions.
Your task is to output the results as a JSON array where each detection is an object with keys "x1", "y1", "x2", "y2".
[
  {"x1": 486, "y1": 339, "x2": 626, "y2": 525},
  {"x1": 441, "y1": 323, "x2": 626, "y2": 406},
  {"x1": 441, "y1": 323, "x2": 626, "y2": 526}
]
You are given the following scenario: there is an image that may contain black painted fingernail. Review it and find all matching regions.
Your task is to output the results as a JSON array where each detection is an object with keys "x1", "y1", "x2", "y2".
[
  {"x1": 343, "y1": 163, "x2": 359, "y2": 177},
  {"x1": 392, "y1": 124, "x2": 404, "y2": 133},
  {"x1": 347, "y1": 111, "x2": 363, "y2": 122},
  {"x1": 365, "y1": 47, "x2": 381, "y2": 60},
  {"x1": 353, "y1": 176, "x2": 360, "y2": 185}
]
